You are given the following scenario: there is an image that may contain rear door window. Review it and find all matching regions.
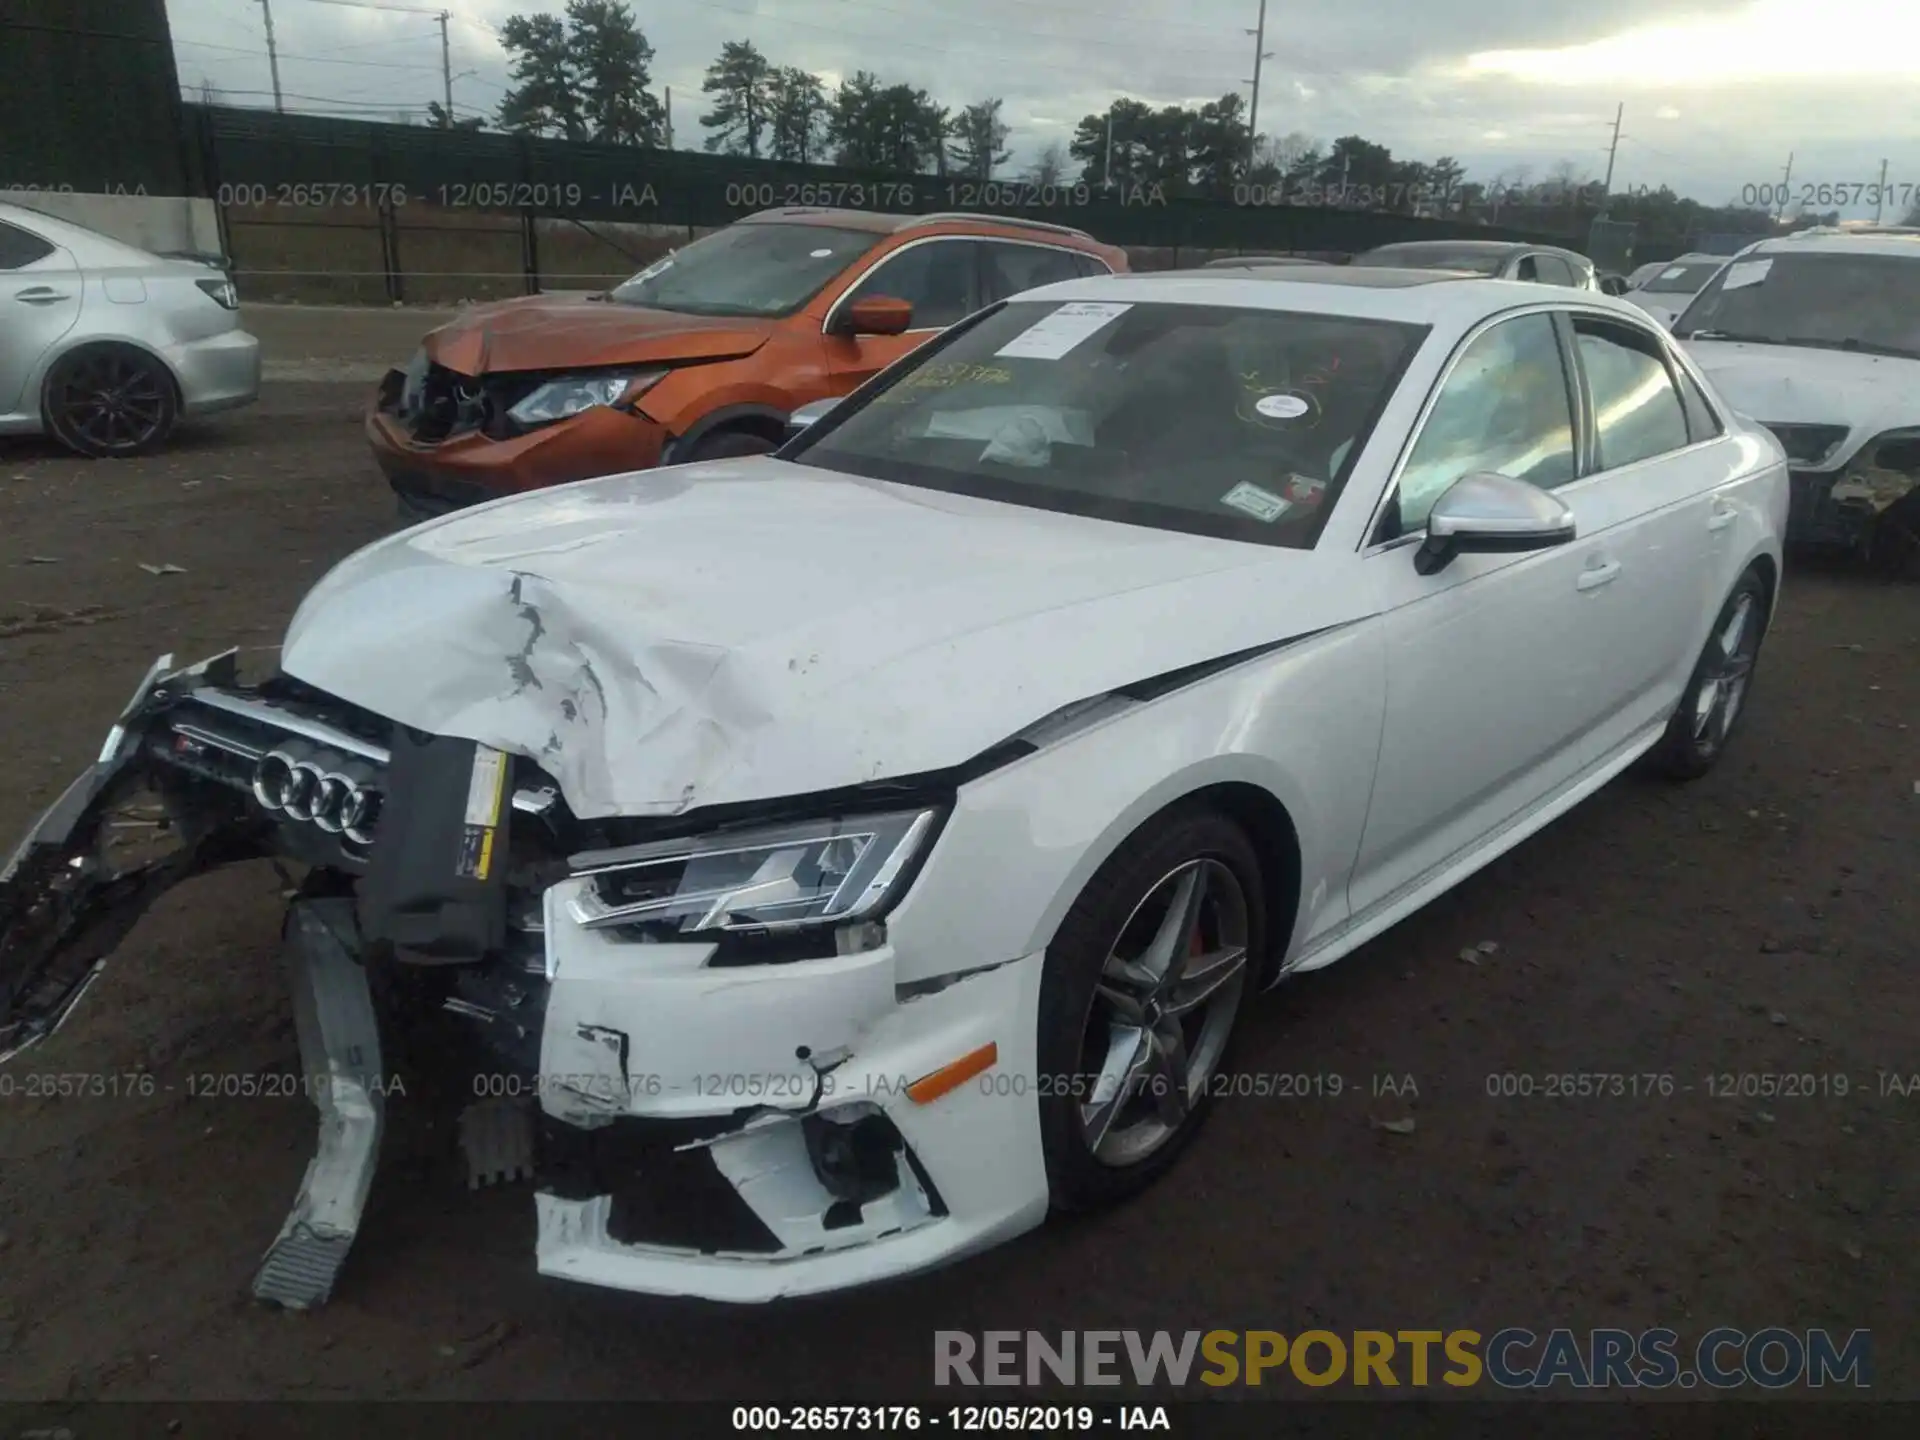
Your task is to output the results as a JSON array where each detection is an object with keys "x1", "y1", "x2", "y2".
[
  {"x1": 1573, "y1": 317, "x2": 1691, "y2": 469},
  {"x1": 1533, "y1": 254, "x2": 1579, "y2": 287},
  {"x1": 0, "y1": 221, "x2": 57, "y2": 270},
  {"x1": 978, "y1": 241, "x2": 1105, "y2": 303}
]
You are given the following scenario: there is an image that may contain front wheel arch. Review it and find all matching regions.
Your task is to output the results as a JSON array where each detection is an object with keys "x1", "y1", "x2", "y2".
[{"x1": 1043, "y1": 781, "x2": 1303, "y2": 991}]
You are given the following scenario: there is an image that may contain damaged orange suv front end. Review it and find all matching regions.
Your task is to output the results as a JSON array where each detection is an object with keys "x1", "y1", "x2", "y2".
[{"x1": 367, "y1": 207, "x2": 1127, "y2": 520}]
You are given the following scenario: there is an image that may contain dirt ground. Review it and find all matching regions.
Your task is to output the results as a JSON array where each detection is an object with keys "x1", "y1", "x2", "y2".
[{"x1": 0, "y1": 377, "x2": 1916, "y2": 1405}]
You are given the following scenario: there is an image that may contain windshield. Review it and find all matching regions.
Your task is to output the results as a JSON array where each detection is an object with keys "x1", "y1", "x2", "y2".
[
  {"x1": 1353, "y1": 245, "x2": 1504, "y2": 276},
  {"x1": 1638, "y1": 261, "x2": 1722, "y2": 294},
  {"x1": 790, "y1": 299, "x2": 1428, "y2": 548},
  {"x1": 1675, "y1": 252, "x2": 1920, "y2": 358},
  {"x1": 607, "y1": 222, "x2": 876, "y2": 317}
]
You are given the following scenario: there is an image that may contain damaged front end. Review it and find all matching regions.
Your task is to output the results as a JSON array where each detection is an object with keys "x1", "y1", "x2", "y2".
[
  {"x1": 0, "y1": 650, "x2": 1045, "y2": 1307},
  {"x1": 1771, "y1": 424, "x2": 1920, "y2": 565}
]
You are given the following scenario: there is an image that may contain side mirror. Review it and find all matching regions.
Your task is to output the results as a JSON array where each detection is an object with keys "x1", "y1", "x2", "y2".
[
  {"x1": 785, "y1": 396, "x2": 840, "y2": 440},
  {"x1": 838, "y1": 295, "x2": 913, "y2": 337},
  {"x1": 1415, "y1": 472, "x2": 1576, "y2": 576},
  {"x1": 1600, "y1": 275, "x2": 1629, "y2": 296}
]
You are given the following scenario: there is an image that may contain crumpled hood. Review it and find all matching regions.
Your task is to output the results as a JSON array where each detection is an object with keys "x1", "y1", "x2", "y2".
[
  {"x1": 280, "y1": 459, "x2": 1366, "y2": 818},
  {"x1": 422, "y1": 293, "x2": 773, "y2": 374},
  {"x1": 1686, "y1": 341, "x2": 1920, "y2": 458}
]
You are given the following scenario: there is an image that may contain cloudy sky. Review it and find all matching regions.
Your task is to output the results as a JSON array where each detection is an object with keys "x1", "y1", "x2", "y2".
[{"x1": 167, "y1": 0, "x2": 1919, "y2": 214}]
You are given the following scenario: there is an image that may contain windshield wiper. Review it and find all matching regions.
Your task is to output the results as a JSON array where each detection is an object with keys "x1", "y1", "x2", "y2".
[{"x1": 1682, "y1": 330, "x2": 1783, "y2": 344}]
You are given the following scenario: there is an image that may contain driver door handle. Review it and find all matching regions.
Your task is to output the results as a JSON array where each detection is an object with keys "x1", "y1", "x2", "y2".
[
  {"x1": 1707, "y1": 499, "x2": 1739, "y2": 532},
  {"x1": 13, "y1": 287, "x2": 71, "y2": 305},
  {"x1": 1576, "y1": 559, "x2": 1622, "y2": 591}
]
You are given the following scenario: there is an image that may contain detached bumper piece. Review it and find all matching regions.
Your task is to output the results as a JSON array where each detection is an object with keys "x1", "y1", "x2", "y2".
[{"x1": 251, "y1": 899, "x2": 387, "y2": 1310}]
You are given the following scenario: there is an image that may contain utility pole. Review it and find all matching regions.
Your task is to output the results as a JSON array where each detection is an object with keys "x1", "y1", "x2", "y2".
[
  {"x1": 664, "y1": 86, "x2": 673, "y2": 149},
  {"x1": 1244, "y1": 0, "x2": 1271, "y2": 171},
  {"x1": 1104, "y1": 103, "x2": 1115, "y2": 190},
  {"x1": 258, "y1": 0, "x2": 284, "y2": 112},
  {"x1": 1876, "y1": 157, "x2": 1889, "y2": 224},
  {"x1": 1600, "y1": 102, "x2": 1623, "y2": 211},
  {"x1": 1776, "y1": 151, "x2": 1793, "y2": 223},
  {"x1": 436, "y1": 9, "x2": 452, "y2": 118}
]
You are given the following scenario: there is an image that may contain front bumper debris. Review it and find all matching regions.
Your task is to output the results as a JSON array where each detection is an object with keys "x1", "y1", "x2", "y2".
[
  {"x1": 252, "y1": 898, "x2": 387, "y2": 1309},
  {"x1": 0, "y1": 650, "x2": 1056, "y2": 1306}
]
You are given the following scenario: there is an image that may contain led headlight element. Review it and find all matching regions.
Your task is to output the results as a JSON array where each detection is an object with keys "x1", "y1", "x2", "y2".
[
  {"x1": 507, "y1": 367, "x2": 668, "y2": 426},
  {"x1": 566, "y1": 808, "x2": 941, "y2": 935}
]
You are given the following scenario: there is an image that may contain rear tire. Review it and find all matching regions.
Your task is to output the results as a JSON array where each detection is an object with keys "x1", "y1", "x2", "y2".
[
  {"x1": 1645, "y1": 568, "x2": 1770, "y2": 781},
  {"x1": 1037, "y1": 805, "x2": 1266, "y2": 1213},
  {"x1": 43, "y1": 345, "x2": 179, "y2": 458}
]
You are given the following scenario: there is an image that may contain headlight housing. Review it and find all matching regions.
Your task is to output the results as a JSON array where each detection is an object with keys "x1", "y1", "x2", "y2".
[
  {"x1": 507, "y1": 367, "x2": 669, "y2": 426},
  {"x1": 566, "y1": 808, "x2": 941, "y2": 938}
]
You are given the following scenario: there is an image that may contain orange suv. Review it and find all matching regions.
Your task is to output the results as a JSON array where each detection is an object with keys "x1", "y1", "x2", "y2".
[{"x1": 367, "y1": 208, "x2": 1128, "y2": 519}]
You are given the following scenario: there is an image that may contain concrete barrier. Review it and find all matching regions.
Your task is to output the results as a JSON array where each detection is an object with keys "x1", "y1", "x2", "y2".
[{"x1": 6, "y1": 191, "x2": 225, "y2": 262}]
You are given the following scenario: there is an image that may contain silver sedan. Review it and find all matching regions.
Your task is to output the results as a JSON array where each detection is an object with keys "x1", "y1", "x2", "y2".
[{"x1": 0, "y1": 201, "x2": 260, "y2": 456}]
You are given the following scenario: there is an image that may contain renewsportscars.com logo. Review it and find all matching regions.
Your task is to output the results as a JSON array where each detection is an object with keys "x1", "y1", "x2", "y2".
[{"x1": 933, "y1": 1328, "x2": 1872, "y2": 1390}]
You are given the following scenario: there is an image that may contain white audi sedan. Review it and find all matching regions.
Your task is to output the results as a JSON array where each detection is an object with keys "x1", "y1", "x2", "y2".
[{"x1": 0, "y1": 268, "x2": 1785, "y2": 1308}]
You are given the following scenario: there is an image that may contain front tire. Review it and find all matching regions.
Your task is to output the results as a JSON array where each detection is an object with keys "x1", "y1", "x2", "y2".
[
  {"x1": 1037, "y1": 806, "x2": 1266, "y2": 1213},
  {"x1": 1646, "y1": 568, "x2": 1770, "y2": 780},
  {"x1": 43, "y1": 345, "x2": 179, "y2": 457}
]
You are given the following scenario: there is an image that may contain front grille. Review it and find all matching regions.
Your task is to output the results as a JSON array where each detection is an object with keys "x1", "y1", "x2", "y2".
[{"x1": 388, "y1": 360, "x2": 546, "y2": 444}]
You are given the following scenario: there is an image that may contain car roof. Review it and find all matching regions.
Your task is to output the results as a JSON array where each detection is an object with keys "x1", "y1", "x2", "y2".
[
  {"x1": 1011, "y1": 270, "x2": 1662, "y2": 333},
  {"x1": 1202, "y1": 255, "x2": 1331, "y2": 267},
  {"x1": 1146, "y1": 265, "x2": 1470, "y2": 288},
  {"x1": 1363, "y1": 239, "x2": 1531, "y2": 257},
  {"x1": 1360, "y1": 238, "x2": 1595, "y2": 264},
  {"x1": 1746, "y1": 227, "x2": 1920, "y2": 259},
  {"x1": 733, "y1": 205, "x2": 1102, "y2": 246}
]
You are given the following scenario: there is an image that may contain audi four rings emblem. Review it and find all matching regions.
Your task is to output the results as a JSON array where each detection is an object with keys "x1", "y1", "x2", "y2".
[{"x1": 251, "y1": 750, "x2": 381, "y2": 845}]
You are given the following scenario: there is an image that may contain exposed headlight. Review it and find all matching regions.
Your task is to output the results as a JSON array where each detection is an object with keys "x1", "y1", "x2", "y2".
[
  {"x1": 507, "y1": 368, "x2": 668, "y2": 426},
  {"x1": 565, "y1": 808, "x2": 942, "y2": 936}
]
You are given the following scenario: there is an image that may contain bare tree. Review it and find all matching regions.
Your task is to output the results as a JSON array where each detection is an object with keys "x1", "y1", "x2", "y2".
[{"x1": 1021, "y1": 139, "x2": 1070, "y2": 187}]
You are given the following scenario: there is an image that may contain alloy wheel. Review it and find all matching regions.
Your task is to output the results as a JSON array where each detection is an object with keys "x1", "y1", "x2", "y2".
[
  {"x1": 1076, "y1": 857, "x2": 1249, "y2": 1168},
  {"x1": 53, "y1": 352, "x2": 170, "y2": 454},
  {"x1": 1691, "y1": 591, "x2": 1759, "y2": 753}
]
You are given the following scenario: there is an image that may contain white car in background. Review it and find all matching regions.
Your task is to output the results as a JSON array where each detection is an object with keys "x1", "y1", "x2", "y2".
[
  {"x1": 1622, "y1": 253, "x2": 1728, "y2": 327},
  {"x1": 0, "y1": 200, "x2": 259, "y2": 456},
  {"x1": 1673, "y1": 227, "x2": 1920, "y2": 572},
  {"x1": 1, "y1": 267, "x2": 1785, "y2": 1307}
]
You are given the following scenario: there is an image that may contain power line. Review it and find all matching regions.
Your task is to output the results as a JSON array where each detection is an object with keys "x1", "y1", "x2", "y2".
[
  {"x1": 285, "y1": 0, "x2": 446, "y2": 15},
  {"x1": 178, "y1": 36, "x2": 442, "y2": 70}
]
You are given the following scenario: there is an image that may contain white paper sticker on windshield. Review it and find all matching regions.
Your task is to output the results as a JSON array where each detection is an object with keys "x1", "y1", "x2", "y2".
[
  {"x1": 995, "y1": 301, "x2": 1132, "y2": 360},
  {"x1": 1721, "y1": 258, "x2": 1772, "y2": 291},
  {"x1": 1220, "y1": 481, "x2": 1291, "y2": 522},
  {"x1": 810, "y1": 248, "x2": 835, "y2": 258},
  {"x1": 1660, "y1": 266, "x2": 1688, "y2": 280},
  {"x1": 1254, "y1": 392, "x2": 1311, "y2": 420}
]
